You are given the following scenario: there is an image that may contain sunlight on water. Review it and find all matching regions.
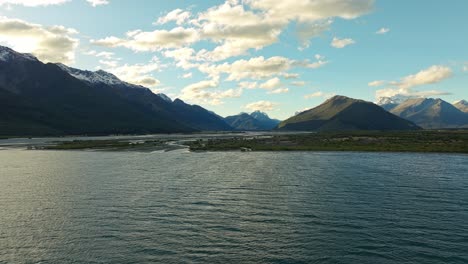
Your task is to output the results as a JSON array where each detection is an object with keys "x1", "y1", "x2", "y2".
[{"x1": 1, "y1": 149, "x2": 468, "y2": 263}]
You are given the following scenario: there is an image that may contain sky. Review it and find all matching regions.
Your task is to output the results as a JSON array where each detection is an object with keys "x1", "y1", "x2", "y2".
[{"x1": 0, "y1": 0, "x2": 467, "y2": 119}]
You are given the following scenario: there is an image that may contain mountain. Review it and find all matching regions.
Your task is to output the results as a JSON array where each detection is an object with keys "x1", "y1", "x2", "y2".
[
  {"x1": 172, "y1": 99, "x2": 232, "y2": 131},
  {"x1": 454, "y1": 100, "x2": 468, "y2": 113},
  {"x1": 57, "y1": 63, "x2": 232, "y2": 132},
  {"x1": 376, "y1": 95, "x2": 413, "y2": 111},
  {"x1": 277, "y1": 95, "x2": 420, "y2": 131},
  {"x1": 0, "y1": 46, "x2": 230, "y2": 136},
  {"x1": 389, "y1": 98, "x2": 468, "y2": 129},
  {"x1": 225, "y1": 111, "x2": 280, "y2": 131}
]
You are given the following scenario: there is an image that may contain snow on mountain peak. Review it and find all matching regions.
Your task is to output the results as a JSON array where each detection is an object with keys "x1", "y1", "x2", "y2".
[{"x1": 0, "y1": 46, "x2": 38, "y2": 62}]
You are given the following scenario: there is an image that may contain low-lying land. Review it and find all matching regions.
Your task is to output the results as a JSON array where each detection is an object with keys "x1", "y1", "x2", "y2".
[
  {"x1": 14, "y1": 130, "x2": 468, "y2": 154},
  {"x1": 39, "y1": 139, "x2": 182, "y2": 152},
  {"x1": 187, "y1": 130, "x2": 468, "y2": 153}
]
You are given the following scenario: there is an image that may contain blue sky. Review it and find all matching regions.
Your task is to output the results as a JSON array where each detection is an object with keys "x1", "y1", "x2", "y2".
[{"x1": 1, "y1": 0, "x2": 467, "y2": 119}]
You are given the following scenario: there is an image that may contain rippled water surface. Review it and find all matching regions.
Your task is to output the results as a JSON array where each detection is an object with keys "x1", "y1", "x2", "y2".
[{"x1": 1, "y1": 149, "x2": 468, "y2": 263}]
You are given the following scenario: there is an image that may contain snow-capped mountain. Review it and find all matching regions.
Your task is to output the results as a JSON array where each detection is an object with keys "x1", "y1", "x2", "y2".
[
  {"x1": 454, "y1": 100, "x2": 468, "y2": 113},
  {"x1": 0, "y1": 46, "x2": 38, "y2": 62},
  {"x1": 56, "y1": 63, "x2": 172, "y2": 102}
]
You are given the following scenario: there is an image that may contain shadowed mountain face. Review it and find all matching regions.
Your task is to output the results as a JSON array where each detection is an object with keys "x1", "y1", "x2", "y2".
[
  {"x1": 277, "y1": 95, "x2": 420, "y2": 131},
  {"x1": 389, "y1": 98, "x2": 468, "y2": 129},
  {"x1": 454, "y1": 100, "x2": 468, "y2": 113},
  {"x1": 0, "y1": 46, "x2": 231, "y2": 136},
  {"x1": 225, "y1": 111, "x2": 280, "y2": 131}
]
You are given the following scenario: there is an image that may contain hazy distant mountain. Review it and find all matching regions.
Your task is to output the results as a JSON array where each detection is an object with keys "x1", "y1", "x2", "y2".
[
  {"x1": 376, "y1": 95, "x2": 413, "y2": 111},
  {"x1": 390, "y1": 98, "x2": 468, "y2": 129},
  {"x1": 277, "y1": 95, "x2": 420, "y2": 131},
  {"x1": 454, "y1": 100, "x2": 468, "y2": 113},
  {"x1": 0, "y1": 45, "x2": 230, "y2": 136},
  {"x1": 225, "y1": 111, "x2": 280, "y2": 131}
]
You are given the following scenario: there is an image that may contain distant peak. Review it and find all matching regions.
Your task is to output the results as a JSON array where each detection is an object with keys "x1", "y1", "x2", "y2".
[
  {"x1": 454, "y1": 99, "x2": 468, "y2": 105},
  {"x1": 0, "y1": 45, "x2": 38, "y2": 62}
]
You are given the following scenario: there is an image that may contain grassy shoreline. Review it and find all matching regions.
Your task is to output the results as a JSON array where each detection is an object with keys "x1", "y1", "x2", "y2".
[
  {"x1": 187, "y1": 131, "x2": 468, "y2": 154},
  {"x1": 14, "y1": 130, "x2": 468, "y2": 154}
]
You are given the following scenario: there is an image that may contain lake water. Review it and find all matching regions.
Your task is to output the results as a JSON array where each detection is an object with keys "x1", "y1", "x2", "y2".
[{"x1": 1, "y1": 147, "x2": 468, "y2": 263}]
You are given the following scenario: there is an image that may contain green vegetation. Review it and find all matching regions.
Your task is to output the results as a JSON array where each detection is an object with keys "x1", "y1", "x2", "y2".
[{"x1": 186, "y1": 131, "x2": 468, "y2": 153}]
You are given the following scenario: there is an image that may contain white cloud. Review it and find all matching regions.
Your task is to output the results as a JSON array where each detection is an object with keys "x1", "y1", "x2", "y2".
[
  {"x1": 304, "y1": 90, "x2": 335, "y2": 99},
  {"x1": 376, "y1": 27, "x2": 390, "y2": 34},
  {"x1": 291, "y1": 81, "x2": 305, "y2": 86},
  {"x1": 96, "y1": 0, "x2": 374, "y2": 61},
  {"x1": 156, "y1": 8, "x2": 191, "y2": 25},
  {"x1": 331, "y1": 37, "x2": 355, "y2": 48},
  {"x1": 92, "y1": 27, "x2": 200, "y2": 51},
  {"x1": 0, "y1": 0, "x2": 70, "y2": 7},
  {"x1": 0, "y1": 16, "x2": 78, "y2": 64},
  {"x1": 368, "y1": 80, "x2": 386, "y2": 87},
  {"x1": 182, "y1": 72, "x2": 192, "y2": 79},
  {"x1": 259, "y1": 77, "x2": 281, "y2": 89},
  {"x1": 268, "y1": 87, "x2": 289, "y2": 94},
  {"x1": 106, "y1": 61, "x2": 162, "y2": 87},
  {"x1": 179, "y1": 78, "x2": 242, "y2": 105},
  {"x1": 297, "y1": 19, "x2": 332, "y2": 48},
  {"x1": 282, "y1": 73, "x2": 299, "y2": 79},
  {"x1": 87, "y1": 0, "x2": 109, "y2": 7},
  {"x1": 463, "y1": 64, "x2": 468, "y2": 72},
  {"x1": 247, "y1": 0, "x2": 374, "y2": 22},
  {"x1": 238, "y1": 81, "x2": 258, "y2": 89},
  {"x1": 397, "y1": 65, "x2": 452, "y2": 90},
  {"x1": 375, "y1": 65, "x2": 453, "y2": 100},
  {"x1": 198, "y1": 55, "x2": 326, "y2": 81},
  {"x1": 245, "y1": 100, "x2": 277, "y2": 111},
  {"x1": 199, "y1": 56, "x2": 292, "y2": 81}
]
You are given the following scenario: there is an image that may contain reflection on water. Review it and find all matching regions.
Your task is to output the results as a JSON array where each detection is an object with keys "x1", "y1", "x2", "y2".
[{"x1": 1, "y1": 149, "x2": 468, "y2": 263}]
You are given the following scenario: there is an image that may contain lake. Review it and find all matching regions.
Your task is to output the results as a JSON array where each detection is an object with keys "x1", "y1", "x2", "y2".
[{"x1": 1, "y1": 143, "x2": 468, "y2": 263}]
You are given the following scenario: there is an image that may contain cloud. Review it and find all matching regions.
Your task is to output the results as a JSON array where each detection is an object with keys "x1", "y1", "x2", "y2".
[
  {"x1": 0, "y1": 16, "x2": 78, "y2": 64},
  {"x1": 375, "y1": 65, "x2": 453, "y2": 99},
  {"x1": 397, "y1": 65, "x2": 452, "y2": 89},
  {"x1": 304, "y1": 91, "x2": 334, "y2": 99},
  {"x1": 198, "y1": 55, "x2": 326, "y2": 81},
  {"x1": 259, "y1": 77, "x2": 282, "y2": 89},
  {"x1": 0, "y1": 0, "x2": 70, "y2": 7},
  {"x1": 105, "y1": 61, "x2": 162, "y2": 87},
  {"x1": 368, "y1": 80, "x2": 386, "y2": 87},
  {"x1": 331, "y1": 37, "x2": 355, "y2": 48},
  {"x1": 282, "y1": 73, "x2": 299, "y2": 79},
  {"x1": 268, "y1": 87, "x2": 289, "y2": 94},
  {"x1": 463, "y1": 64, "x2": 468, "y2": 72},
  {"x1": 156, "y1": 8, "x2": 191, "y2": 25},
  {"x1": 195, "y1": 1, "x2": 284, "y2": 61},
  {"x1": 95, "y1": 0, "x2": 374, "y2": 61},
  {"x1": 182, "y1": 72, "x2": 192, "y2": 78},
  {"x1": 245, "y1": 100, "x2": 277, "y2": 111},
  {"x1": 297, "y1": 20, "x2": 332, "y2": 48},
  {"x1": 376, "y1": 27, "x2": 390, "y2": 34},
  {"x1": 86, "y1": 0, "x2": 109, "y2": 7},
  {"x1": 199, "y1": 56, "x2": 292, "y2": 80},
  {"x1": 291, "y1": 81, "x2": 305, "y2": 86},
  {"x1": 92, "y1": 27, "x2": 200, "y2": 51},
  {"x1": 238, "y1": 81, "x2": 258, "y2": 89},
  {"x1": 179, "y1": 78, "x2": 242, "y2": 105}
]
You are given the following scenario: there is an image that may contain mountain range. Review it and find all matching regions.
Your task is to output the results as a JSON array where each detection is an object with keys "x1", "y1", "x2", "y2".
[
  {"x1": 277, "y1": 96, "x2": 420, "y2": 131},
  {"x1": 378, "y1": 97, "x2": 468, "y2": 129},
  {"x1": 0, "y1": 46, "x2": 230, "y2": 136},
  {"x1": 225, "y1": 111, "x2": 280, "y2": 131},
  {"x1": 1, "y1": 45, "x2": 467, "y2": 136}
]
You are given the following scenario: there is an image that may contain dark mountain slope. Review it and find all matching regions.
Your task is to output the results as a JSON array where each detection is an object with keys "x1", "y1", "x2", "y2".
[{"x1": 277, "y1": 95, "x2": 420, "y2": 131}]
